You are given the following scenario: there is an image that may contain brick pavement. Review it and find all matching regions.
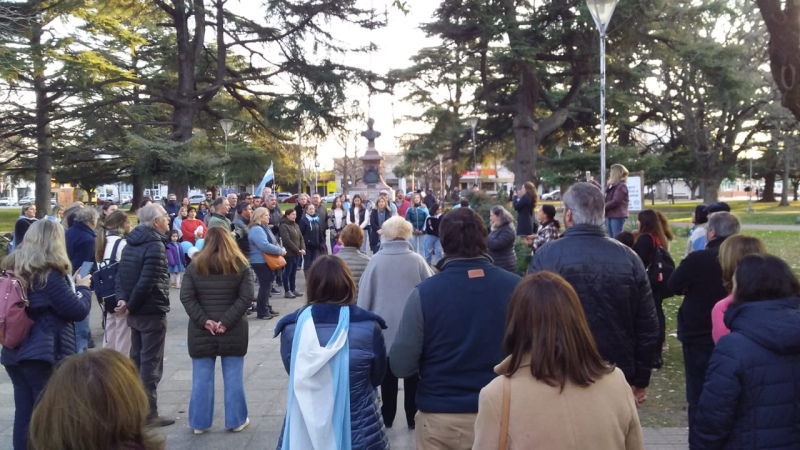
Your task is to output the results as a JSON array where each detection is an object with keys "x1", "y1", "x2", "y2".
[{"x1": 0, "y1": 272, "x2": 688, "y2": 449}]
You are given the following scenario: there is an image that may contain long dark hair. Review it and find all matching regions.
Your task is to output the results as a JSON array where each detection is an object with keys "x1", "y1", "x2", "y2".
[
  {"x1": 637, "y1": 209, "x2": 669, "y2": 247},
  {"x1": 502, "y1": 272, "x2": 614, "y2": 391}
]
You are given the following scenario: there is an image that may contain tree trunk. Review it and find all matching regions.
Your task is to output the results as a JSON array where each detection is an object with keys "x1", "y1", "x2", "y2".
[
  {"x1": 130, "y1": 172, "x2": 144, "y2": 212},
  {"x1": 780, "y1": 161, "x2": 790, "y2": 207},
  {"x1": 761, "y1": 172, "x2": 777, "y2": 202},
  {"x1": 512, "y1": 118, "x2": 538, "y2": 185},
  {"x1": 32, "y1": 11, "x2": 51, "y2": 218},
  {"x1": 757, "y1": 0, "x2": 800, "y2": 121},
  {"x1": 702, "y1": 178, "x2": 721, "y2": 203}
]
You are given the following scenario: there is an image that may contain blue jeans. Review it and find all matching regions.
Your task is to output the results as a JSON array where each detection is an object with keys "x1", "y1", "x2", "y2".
[
  {"x1": 5, "y1": 360, "x2": 53, "y2": 450},
  {"x1": 410, "y1": 234, "x2": 425, "y2": 257},
  {"x1": 282, "y1": 255, "x2": 300, "y2": 292},
  {"x1": 424, "y1": 235, "x2": 442, "y2": 266},
  {"x1": 189, "y1": 356, "x2": 248, "y2": 430},
  {"x1": 606, "y1": 217, "x2": 626, "y2": 237},
  {"x1": 74, "y1": 308, "x2": 91, "y2": 353}
]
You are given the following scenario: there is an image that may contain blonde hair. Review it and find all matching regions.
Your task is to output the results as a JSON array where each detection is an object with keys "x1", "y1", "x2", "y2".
[
  {"x1": 3, "y1": 219, "x2": 71, "y2": 290},
  {"x1": 249, "y1": 207, "x2": 270, "y2": 228},
  {"x1": 609, "y1": 164, "x2": 629, "y2": 185},
  {"x1": 29, "y1": 349, "x2": 165, "y2": 450},
  {"x1": 192, "y1": 227, "x2": 249, "y2": 276},
  {"x1": 718, "y1": 235, "x2": 766, "y2": 293},
  {"x1": 381, "y1": 216, "x2": 413, "y2": 240}
]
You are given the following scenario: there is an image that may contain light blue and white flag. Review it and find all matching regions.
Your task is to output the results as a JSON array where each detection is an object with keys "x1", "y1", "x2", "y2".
[{"x1": 255, "y1": 162, "x2": 274, "y2": 197}]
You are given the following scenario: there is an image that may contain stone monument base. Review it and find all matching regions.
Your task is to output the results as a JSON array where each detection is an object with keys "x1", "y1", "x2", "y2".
[{"x1": 349, "y1": 184, "x2": 393, "y2": 204}]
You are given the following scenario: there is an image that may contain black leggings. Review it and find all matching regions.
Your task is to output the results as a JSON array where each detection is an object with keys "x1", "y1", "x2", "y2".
[
  {"x1": 251, "y1": 263, "x2": 274, "y2": 318},
  {"x1": 381, "y1": 358, "x2": 418, "y2": 427}
]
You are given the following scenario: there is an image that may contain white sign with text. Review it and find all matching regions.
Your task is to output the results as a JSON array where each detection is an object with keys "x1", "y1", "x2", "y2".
[{"x1": 627, "y1": 175, "x2": 643, "y2": 212}]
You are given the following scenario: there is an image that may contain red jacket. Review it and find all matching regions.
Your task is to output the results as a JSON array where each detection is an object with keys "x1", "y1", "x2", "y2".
[{"x1": 605, "y1": 182, "x2": 629, "y2": 219}]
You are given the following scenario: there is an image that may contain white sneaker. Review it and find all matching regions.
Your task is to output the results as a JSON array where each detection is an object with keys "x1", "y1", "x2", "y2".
[
  {"x1": 193, "y1": 428, "x2": 210, "y2": 435},
  {"x1": 230, "y1": 417, "x2": 249, "y2": 432}
]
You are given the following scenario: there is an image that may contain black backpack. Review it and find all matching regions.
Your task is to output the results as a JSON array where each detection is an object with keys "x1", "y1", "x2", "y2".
[
  {"x1": 92, "y1": 239, "x2": 123, "y2": 323},
  {"x1": 646, "y1": 236, "x2": 675, "y2": 298}
]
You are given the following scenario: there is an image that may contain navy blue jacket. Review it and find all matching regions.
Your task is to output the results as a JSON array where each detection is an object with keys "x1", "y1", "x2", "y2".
[
  {"x1": 530, "y1": 225, "x2": 659, "y2": 388},
  {"x1": 275, "y1": 305, "x2": 388, "y2": 450},
  {"x1": 65, "y1": 221, "x2": 97, "y2": 271},
  {"x1": 390, "y1": 257, "x2": 521, "y2": 413},
  {"x1": 114, "y1": 225, "x2": 170, "y2": 316},
  {"x1": 1, "y1": 271, "x2": 91, "y2": 366},
  {"x1": 693, "y1": 297, "x2": 800, "y2": 449}
]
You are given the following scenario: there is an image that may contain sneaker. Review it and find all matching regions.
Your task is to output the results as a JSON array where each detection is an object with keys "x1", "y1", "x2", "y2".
[
  {"x1": 230, "y1": 417, "x2": 249, "y2": 432},
  {"x1": 193, "y1": 428, "x2": 210, "y2": 435},
  {"x1": 271, "y1": 287, "x2": 281, "y2": 294},
  {"x1": 285, "y1": 291, "x2": 295, "y2": 299},
  {"x1": 146, "y1": 416, "x2": 175, "y2": 427},
  {"x1": 269, "y1": 308, "x2": 281, "y2": 317},
  {"x1": 292, "y1": 291, "x2": 303, "y2": 297},
  {"x1": 257, "y1": 315, "x2": 273, "y2": 320}
]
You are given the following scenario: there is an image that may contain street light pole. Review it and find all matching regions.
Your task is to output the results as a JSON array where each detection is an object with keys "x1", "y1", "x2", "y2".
[
  {"x1": 438, "y1": 154, "x2": 443, "y2": 202},
  {"x1": 219, "y1": 119, "x2": 234, "y2": 194},
  {"x1": 587, "y1": 0, "x2": 619, "y2": 190},
  {"x1": 468, "y1": 116, "x2": 479, "y2": 187},
  {"x1": 748, "y1": 157, "x2": 753, "y2": 212}
]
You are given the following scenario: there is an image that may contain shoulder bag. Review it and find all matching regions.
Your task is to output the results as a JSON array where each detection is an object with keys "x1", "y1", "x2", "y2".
[{"x1": 498, "y1": 375, "x2": 510, "y2": 450}]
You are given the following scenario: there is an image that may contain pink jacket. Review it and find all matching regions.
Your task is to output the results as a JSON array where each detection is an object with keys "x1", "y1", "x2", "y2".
[{"x1": 711, "y1": 294, "x2": 733, "y2": 343}]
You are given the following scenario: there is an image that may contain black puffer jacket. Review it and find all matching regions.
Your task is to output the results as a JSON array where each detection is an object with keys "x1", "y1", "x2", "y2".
[
  {"x1": 488, "y1": 222, "x2": 517, "y2": 273},
  {"x1": 115, "y1": 225, "x2": 170, "y2": 315},
  {"x1": 529, "y1": 224, "x2": 659, "y2": 388},
  {"x1": 180, "y1": 262, "x2": 254, "y2": 358}
]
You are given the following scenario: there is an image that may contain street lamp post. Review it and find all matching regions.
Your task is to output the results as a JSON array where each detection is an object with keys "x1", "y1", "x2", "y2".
[
  {"x1": 438, "y1": 154, "x2": 444, "y2": 201},
  {"x1": 314, "y1": 148, "x2": 320, "y2": 195},
  {"x1": 468, "y1": 116, "x2": 479, "y2": 187},
  {"x1": 219, "y1": 119, "x2": 234, "y2": 193},
  {"x1": 746, "y1": 157, "x2": 754, "y2": 213},
  {"x1": 587, "y1": 0, "x2": 619, "y2": 189}
]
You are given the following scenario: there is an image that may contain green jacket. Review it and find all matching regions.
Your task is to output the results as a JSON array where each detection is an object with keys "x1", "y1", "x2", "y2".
[
  {"x1": 279, "y1": 217, "x2": 306, "y2": 257},
  {"x1": 208, "y1": 213, "x2": 232, "y2": 231}
]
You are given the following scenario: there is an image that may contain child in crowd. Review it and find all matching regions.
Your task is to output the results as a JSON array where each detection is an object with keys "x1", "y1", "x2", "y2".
[
  {"x1": 332, "y1": 236, "x2": 343, "y2": 254},
  {"x1": 166, "y1": 229, "x2": 186, "y2": 288},
  {"x1": 615, "y1": 231, "x2": 635, "y2": 249}
]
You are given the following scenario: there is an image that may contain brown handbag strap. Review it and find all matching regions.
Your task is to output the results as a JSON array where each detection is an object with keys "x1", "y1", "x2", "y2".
[{"x1": 499, "y1": 376, "x2": 510, "y2": 450}]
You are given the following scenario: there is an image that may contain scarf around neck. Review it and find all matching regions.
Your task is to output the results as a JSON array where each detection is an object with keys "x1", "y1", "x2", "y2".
[{"x1": 305, "y1": 213, "x2": 319, "y2": 223}]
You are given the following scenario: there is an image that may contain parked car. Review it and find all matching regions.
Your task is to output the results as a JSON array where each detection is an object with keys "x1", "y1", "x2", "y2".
[
  {"x1": 541, "y1": 189, "x2": 561, "y2": 201},
  {"x1": 189, "y1": 194, "x2": 206, "y2": 204},
  {"x1": 18, "y1": 196, "x2": 33, "y2": 206},
  {"x1": 120, "y1": 195, "x2": 132, "y2": 205},
  {"x1": 282, "y1": 194, "x2": 299, "y2": 204},
  {"x1": 0, "y1": 197, "x2": 15, "y2": 206},
  {"x1": 322, "y1": 192, "x2": 340, "y2": 203},
  {"x1": 277, "y1": 192, "x2": 292, "y2": 202}
]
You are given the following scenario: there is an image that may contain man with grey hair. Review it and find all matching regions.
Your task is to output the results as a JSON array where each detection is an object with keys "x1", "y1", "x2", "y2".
[
  {"x1": 294, "y1": 193, "x2": 309, "y2": 218},
  {"x1": 225, "y1": 192, "x2": 238, "y2": 221},
  {"x1": 529, "y1": 182, "x2": 658, "y2": 405},
  {"x1": 66, "y1": 206, "x2": 99, "y2": 352},
  {"x1": 668, "y1": 210, "x2": 740, "y2": 441},
  {"x1": 114, "y1": 203, "x2": 174, "y2": 427}
]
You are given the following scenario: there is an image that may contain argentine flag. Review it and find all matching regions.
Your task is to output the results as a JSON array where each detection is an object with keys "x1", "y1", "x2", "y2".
[{"x1": 255, "y1": 162, "x2": 274, "y2": 196}]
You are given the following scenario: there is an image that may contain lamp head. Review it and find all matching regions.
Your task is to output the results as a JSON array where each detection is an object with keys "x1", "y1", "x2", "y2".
[
  {"x1": 467, "y1": 116, "x2": 479, "y2": 129},
  {"x1": 219, "y1": 119, "x2": 234, "y2": 135},
  {"x1": 587, "y1": 0, "x2": 619, "y2": 33}
]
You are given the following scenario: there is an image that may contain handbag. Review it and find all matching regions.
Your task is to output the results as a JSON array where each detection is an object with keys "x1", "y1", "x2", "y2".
[
  {"x1": 264, "y1": 252, "x2": 286, "y2": 270},
  {"x1": 498, "y1": 376, "x2": 510, "y2": 450}
]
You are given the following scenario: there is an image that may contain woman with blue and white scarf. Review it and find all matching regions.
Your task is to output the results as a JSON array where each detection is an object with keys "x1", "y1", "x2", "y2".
[
  {"x1": 274, "y1": 255, "x2": 389, "y2": 450},
  {"x1": 299, "y1": 204, "x2": 326, "y2": 271}
]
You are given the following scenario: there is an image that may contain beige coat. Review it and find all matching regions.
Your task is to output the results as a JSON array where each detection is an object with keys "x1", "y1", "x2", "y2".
[{"x1": 473, "y1": 356, "x2": 644, "y2": 450}]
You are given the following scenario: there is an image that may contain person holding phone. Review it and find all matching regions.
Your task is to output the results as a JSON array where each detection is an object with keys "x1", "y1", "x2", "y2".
[
  {"x1": 65, "y1": 207, "x2": 99, "y2": 353},
  {"x1": 1, "y1": 220, "x2": 92, "y2": 450}
]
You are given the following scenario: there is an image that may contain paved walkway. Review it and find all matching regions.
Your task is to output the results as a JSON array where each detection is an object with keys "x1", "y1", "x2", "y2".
[{"x1": 0, "y1": 273, "x2": 688, "y2": 449}]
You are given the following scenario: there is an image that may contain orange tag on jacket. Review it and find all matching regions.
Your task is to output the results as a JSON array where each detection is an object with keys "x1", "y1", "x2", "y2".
[{"x1": 468, "y1": 269, "x2": 485, "y2": 278}]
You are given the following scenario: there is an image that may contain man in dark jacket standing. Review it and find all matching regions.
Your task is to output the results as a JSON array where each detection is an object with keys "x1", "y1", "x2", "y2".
[
  {"x1": 390, "y1": 208, "x2": 521, "y2": 448},
  {"x1": 65, "y1": 207, "x2": 98, "y2": 353},
  {"x1": 115, "y1": 203, "x2": 174, "y2": 427},
  {"x1": 164, "y1": 193, "x2": 180, "y2": 229},
  {"x1": 529, "y1": 182, "x2": 658, "y2": 405},
  {"x1": 310, "y1": 193, "x2": 328, "y2": 253},
  {"x1": 667, "y1": 210, "x2": 739, "y2": 442}
]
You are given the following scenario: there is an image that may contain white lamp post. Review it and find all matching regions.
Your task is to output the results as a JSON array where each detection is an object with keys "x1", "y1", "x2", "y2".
[
  {"x1": 468, "y1": 116, "x2": 479, "y2": 187},
  {"x1": 219, "y1": 119, "x2": 234, "y2": 191},
  {"x1": 587, "y1": 0, "x2": 619, "y2": 189}
]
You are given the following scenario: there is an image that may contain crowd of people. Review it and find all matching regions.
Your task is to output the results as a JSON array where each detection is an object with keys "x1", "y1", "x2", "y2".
[{"x1": 2, "y1": 173, "x2": 800, "y2": 450}]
